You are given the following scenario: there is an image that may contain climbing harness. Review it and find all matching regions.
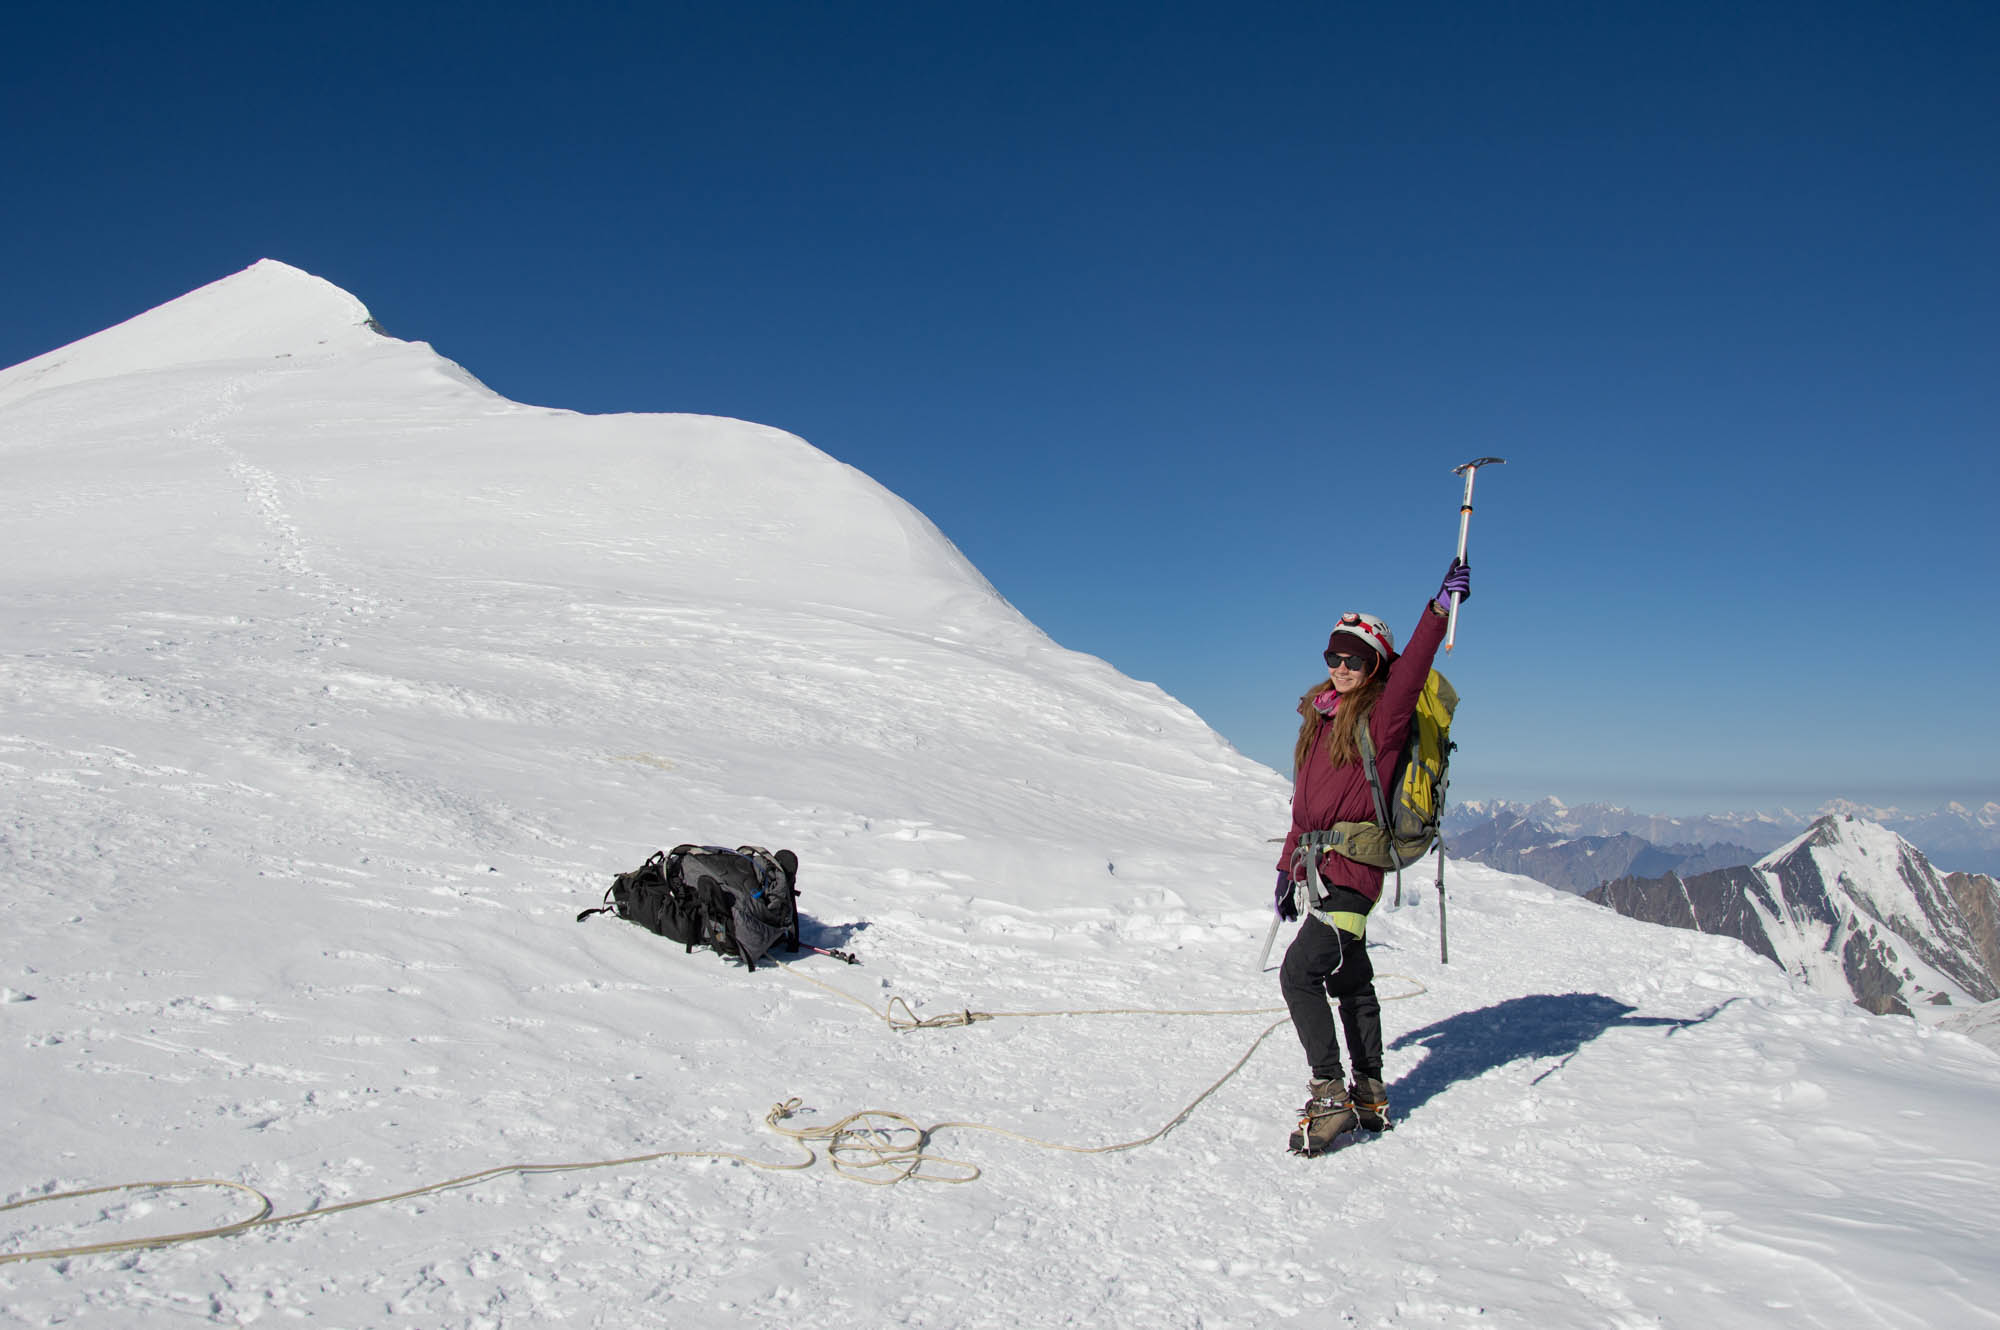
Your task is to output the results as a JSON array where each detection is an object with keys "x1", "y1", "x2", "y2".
[{"x1": 1289, "y1": 831, "x2": 1371, "y2": 939}]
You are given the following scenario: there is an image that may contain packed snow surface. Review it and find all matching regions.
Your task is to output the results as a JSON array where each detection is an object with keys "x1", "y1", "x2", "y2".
[{"x1": 3, "y1": 262, "x2": 1997, "y2": 1327}]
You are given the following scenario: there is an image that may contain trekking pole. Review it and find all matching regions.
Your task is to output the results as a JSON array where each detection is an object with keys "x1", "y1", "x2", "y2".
[
  {"x1": 1257, "y1": 838, "x2": 1292, "y2": 972},
  {"x1": 1445, "y1": 457, "x2": 1505, "y2": 651},
  {"x1": 1255, "y1": 914, "x2": 1283, "y2": 973},
  {"x1": 1436, "y1": 841, "x2": 1450, "y2": 965}
]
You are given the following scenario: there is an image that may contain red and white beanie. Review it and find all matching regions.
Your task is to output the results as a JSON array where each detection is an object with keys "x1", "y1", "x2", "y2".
[{"x1": 1325, "y1": 611, "x2": 1396, "y2": 665}]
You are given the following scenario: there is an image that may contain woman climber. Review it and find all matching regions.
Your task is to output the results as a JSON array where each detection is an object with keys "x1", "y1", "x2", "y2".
[{"x1": 1274, "y1": 559, "x2": 1469, "y2": 1155}]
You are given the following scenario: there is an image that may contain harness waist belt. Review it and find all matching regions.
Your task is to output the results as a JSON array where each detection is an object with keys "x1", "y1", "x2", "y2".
[{"x1": 1290, "y1": 832, "x2": 1371, "y2": 938}]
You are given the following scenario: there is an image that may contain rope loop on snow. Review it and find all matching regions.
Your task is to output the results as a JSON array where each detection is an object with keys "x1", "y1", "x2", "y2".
[
  {"x1": 0, "y1": 1179, "x2": 273, "y2": 1264},
  {"x1": 764, "y1": 1098, "x2": 981, "y2": 1185}
]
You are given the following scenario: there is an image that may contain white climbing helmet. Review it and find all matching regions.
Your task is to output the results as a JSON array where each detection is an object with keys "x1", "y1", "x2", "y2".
[{"x1": 1325, "y1": 611, "x2": 1396, "y2": 666}]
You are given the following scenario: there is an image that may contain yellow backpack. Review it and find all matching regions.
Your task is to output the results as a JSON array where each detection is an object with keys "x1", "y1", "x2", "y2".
[{"x1": 1330, "y1": 669, "x2": 1458, "y2": 870}]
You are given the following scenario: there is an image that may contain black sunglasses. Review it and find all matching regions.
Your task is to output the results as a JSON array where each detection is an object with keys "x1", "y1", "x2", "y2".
[{"x1": 1324, "y1": 651, "x2": 1374, "y2": 672}]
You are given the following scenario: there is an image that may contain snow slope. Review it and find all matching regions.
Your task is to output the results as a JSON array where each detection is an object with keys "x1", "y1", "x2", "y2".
[{"x1": 3, "y1": 262, "x2": 1998, "y2": 1328}]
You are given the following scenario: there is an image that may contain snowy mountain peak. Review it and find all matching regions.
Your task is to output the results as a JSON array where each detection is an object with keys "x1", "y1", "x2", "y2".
[
  {"x1": 0, "y1": 259, "x2": 380, "y2": 405},
  {"x1": 1764, "y1": 810, "x2": 1901, "y2": 865},
  {"x1": 1595, "y1": 811, "x2": 1999, "y2": 1014},
  {"x1": 1, "y1": 260, "x2": 1019, "y2": 624}
]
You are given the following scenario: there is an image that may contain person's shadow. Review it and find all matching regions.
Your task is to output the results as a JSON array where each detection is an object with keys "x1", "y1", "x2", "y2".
[{"x1": 1388, "y1": 993, "x2": 1734, "y2": 1119}]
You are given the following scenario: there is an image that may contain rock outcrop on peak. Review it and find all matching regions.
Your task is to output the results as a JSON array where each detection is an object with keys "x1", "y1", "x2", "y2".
[{"x1": 1946, "y1": 872, "x2": 2000, "y2": 990}]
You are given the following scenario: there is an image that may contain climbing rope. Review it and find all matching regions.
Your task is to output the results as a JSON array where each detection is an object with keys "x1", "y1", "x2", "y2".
[
  {"x1": 1, "y1": 965, "x2": 1427, "y2": 1265},
  {"x1": 0, "y1": 1180, "x2": 274, "y2": 1264},
  {"x1": 770, "y1": 957, "x2": 1307, "y2": 1030},
  {"x1": 758, "y1": 1008, "x2": 1307, "y2": 1186},
  {"x1": 0, "y1": 1136, "x2": 819, "y2": 1266}
]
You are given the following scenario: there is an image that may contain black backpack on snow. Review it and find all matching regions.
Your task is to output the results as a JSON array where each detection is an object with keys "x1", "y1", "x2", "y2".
[{"x1": 580, "y1": 844, "x2": 801, "y2": 971}]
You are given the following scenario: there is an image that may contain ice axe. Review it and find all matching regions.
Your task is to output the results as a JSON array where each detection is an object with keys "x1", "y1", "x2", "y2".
[{"x1": 1445, "y1": 457, "x2": 1505, "y2": 651}]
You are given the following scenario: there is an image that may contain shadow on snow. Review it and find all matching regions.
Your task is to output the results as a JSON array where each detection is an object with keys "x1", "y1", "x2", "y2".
[
  {"x1": 798, "y1": 915, "x2": 869, "y2": 950},
  {"x1": 1388, "y1": 993, "x2": 1736, "y2": 1120}
]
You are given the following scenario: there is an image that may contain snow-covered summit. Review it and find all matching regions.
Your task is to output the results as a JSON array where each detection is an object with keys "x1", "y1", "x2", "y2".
[
  {"x1": 0, "y1": 260, "x2": 1036, "y2": 634},
  {"x1": 0, "y1": 260, "x2": 384, "y2": 405},
  {"x1": 0, "y1": 258, "x2": 1279, "y2": 944}
]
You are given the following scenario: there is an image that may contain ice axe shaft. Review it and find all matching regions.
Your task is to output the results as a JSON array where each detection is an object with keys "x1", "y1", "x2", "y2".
[{"x1": 1446, "y1": 457, "x2": 1505, "y2": 651}]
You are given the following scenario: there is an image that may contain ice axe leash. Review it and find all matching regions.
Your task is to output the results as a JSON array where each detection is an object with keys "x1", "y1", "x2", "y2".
[{"x1": 1445, "y1": 457, "x2": 1505, "y2": 652}]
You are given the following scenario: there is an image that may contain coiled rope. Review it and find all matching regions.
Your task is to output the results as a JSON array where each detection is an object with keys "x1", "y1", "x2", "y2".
[{"x1": 1, "y1": 965, "x2": 1425, "y2": 1265}]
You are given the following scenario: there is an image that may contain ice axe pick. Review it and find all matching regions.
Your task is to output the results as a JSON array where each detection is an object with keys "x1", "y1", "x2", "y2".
[{"x1": 1445, "y1": 457, "x2": 1505, "y2": 651}]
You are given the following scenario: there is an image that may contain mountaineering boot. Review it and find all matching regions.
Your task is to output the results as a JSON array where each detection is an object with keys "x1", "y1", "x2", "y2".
[
  {"x1": 1350, "y1": 1076, "x2": 1391, "y2": 1132},
  {"x1": 1288, "y1": 1079, "x2": 1357, "y2": 1156}
]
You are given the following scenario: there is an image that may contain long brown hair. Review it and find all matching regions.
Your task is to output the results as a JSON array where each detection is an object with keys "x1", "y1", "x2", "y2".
[{"x1": 1291, "y1": 672, "x2": 1385, "y2": 774}]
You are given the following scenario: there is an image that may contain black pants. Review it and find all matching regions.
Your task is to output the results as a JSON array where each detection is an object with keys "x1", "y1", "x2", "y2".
[{"x1": 1279, "y1": 898, "x2": 1382, "y2": 1083}]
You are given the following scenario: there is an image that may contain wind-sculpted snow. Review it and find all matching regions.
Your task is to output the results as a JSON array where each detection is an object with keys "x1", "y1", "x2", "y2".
[{"x1": 3, "y1": 264, "x2": 1998, "y2": 1328}]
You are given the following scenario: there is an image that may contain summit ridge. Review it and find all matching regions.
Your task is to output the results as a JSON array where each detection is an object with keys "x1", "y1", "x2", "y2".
[{"x1": 0, "y1": 259, "x2": 380, "y2": 405}]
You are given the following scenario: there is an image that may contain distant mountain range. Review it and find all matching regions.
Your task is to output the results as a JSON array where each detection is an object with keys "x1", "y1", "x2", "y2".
[
  {"x1": 1447, "y1": 812, "x2": 1761, "y2": 896},
  {"x1": 1581, "y1": 815, "x2": 2000, "y2": 1019},
  {"x1": 1444, "y1": 797, "x2": 2000, "y2": 877}
]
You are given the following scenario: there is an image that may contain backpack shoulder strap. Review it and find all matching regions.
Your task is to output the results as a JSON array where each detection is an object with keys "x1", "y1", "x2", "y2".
[
  {"x1": 736, "y1": 845, "x2": 778, "y2": 888},
  {"x1": 1356, "y1": 726, "x2": 1395, "y2": 836}
]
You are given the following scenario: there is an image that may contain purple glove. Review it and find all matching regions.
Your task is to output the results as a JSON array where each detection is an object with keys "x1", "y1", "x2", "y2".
[
  {"x1": 1433, "y1": 558, "x2": 1471, "y2": 614},
  {"x1": 1274, "y1": 870, "x2": 1298, "y2": 921}
]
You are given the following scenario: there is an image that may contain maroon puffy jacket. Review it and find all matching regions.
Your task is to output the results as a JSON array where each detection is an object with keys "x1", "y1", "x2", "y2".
[{"x1": 1277, "y1": 602, "x2": 1447, "y2": 904}]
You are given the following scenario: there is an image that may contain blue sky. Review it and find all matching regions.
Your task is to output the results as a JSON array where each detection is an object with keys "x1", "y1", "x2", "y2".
[{"x1": 5, "y1": 1, "x2": 1995, "y2": 814}]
